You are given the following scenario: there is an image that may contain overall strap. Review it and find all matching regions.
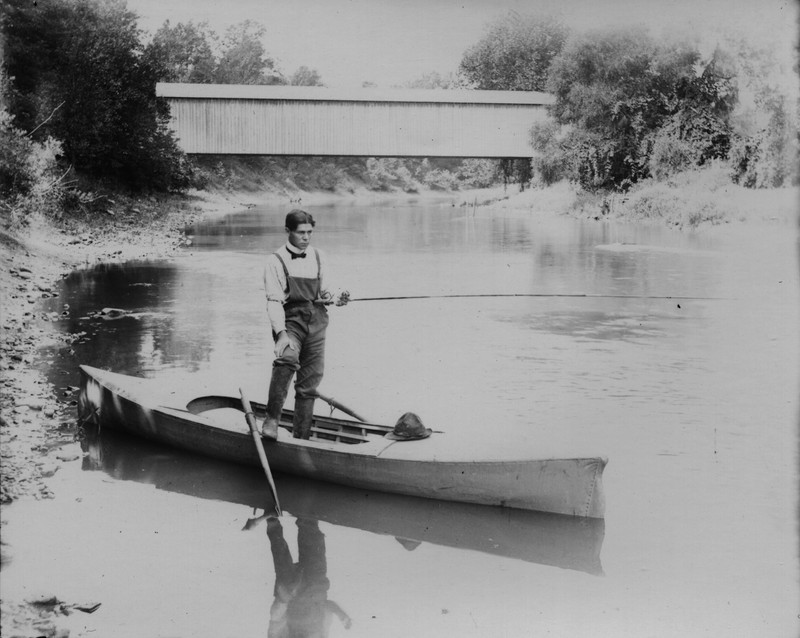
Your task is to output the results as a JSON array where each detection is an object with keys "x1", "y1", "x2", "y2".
[
  {"x1": 274, "y1": 253, "x2": 290, "y2": 279},
  {"x1": 275, "y1": 250, "x2": 320, "y2": 278}
]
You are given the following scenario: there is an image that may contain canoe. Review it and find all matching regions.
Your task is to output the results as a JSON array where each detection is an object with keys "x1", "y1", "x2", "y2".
[
  {"x1": 78, "y1": 365, "x2": 608, "y2": 518},
  {"x1": 81, "y1": 426, "x2": 606, "y2": 574}
]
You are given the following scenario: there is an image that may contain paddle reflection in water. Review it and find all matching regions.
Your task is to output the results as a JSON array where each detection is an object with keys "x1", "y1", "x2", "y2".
[{"x1": 81, "y1": 425, "x2": 605, "y2": 578}]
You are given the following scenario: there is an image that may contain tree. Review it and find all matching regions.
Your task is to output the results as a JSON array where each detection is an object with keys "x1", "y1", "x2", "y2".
[
  {"x1": 458, "y1": 12, "x2": 567, "y2": 190},
  {"x1": 541, "y1": 27, "x2": 738, "y2": 189},
  {"x1": 2, "y1": 0, "x2": 72, "y2": 133},
  {"x1": 459, "y1": 11, "x2": 569, "y2": 91},
  {"x1": 2, "y1": 0, "x2": 191, "y2": 191},
  {"x1": 147, "y1": 20, "x2": 217, "y2": 83},
  {"x1": 405, "y1": 71, "x2": 459, "y2": 90},
  {"x1": 289, "y1": 66, "x2": 324, "y2": 86},
  {"x1": 215, "y1": 20, "x2": 282, "y2": 84},
  {"x1": 724, "y1": 36, "x2": 799, "y2": 187}
]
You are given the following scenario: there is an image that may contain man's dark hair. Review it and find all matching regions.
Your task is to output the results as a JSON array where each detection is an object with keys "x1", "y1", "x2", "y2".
[{"x1": 285, "y1": 209, "x2": 316, "y2": 231}]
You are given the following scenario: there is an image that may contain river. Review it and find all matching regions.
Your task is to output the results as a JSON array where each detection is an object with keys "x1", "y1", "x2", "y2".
[{"x1": 3, "y1": 198, "x2": 798, "y2": 637}]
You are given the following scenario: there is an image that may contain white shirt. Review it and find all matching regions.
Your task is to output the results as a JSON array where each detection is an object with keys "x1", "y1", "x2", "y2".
[{"x1": 263, "y1": 243, "x2": 332, "y2": 334}]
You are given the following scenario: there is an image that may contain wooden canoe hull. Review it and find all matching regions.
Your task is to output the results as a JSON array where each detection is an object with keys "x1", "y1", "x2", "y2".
[
  {"x1": 78, "y1": 365, "x2": 607, "y2": 518},
  {"x1": 82, "y1": 426, "x2": 606, "y2": 574}
]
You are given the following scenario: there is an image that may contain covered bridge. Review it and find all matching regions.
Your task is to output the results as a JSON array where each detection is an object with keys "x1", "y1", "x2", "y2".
[{"x1": 156, "y1": 83, "x2": 554, "y2": 158}]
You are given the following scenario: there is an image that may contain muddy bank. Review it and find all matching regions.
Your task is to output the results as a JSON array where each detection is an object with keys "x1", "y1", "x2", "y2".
[
  {"x1": 1, "y1": 197, "x2": 202, "y2": 501},
  {"x1": 0, "y1": 191, "x2": 216, "y2": 637}
]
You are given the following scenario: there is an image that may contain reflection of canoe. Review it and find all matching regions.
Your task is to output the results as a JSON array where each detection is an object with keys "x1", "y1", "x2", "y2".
[
  {"x1": 82, "y1": 426, "x2": 605, "y2": 575},
  {"x1": 79, "y1": 365, "x2": 607, "y2": 518}
]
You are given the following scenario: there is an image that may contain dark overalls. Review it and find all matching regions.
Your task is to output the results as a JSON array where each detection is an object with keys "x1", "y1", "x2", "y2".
[
  {"x1": 272, "y1": 251, "x2": 329, "y2": 400},
  {"x1": 265, "y1": 250, "x2": 328, "y2": 438}
]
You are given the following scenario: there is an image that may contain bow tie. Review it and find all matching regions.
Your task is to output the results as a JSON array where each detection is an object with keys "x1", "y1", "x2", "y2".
[{"x1": 290, "y1": 251, "x2": 306, "y2": 260}]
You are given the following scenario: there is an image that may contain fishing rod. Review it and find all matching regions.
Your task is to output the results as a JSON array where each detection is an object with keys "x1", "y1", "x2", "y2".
[{"x1": 346, "y1": 293, "x2": 727, "y2": 302}]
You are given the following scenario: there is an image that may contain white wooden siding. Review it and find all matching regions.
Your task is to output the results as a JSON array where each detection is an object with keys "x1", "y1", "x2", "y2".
[{"x1": 157, "y1": 83, "x2": 553, "y2": 157}]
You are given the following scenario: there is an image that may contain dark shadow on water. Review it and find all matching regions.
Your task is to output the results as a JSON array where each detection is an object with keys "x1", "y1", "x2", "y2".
[
  {"x1": 40, "y1": 261, "x2": 212, "y2": 387},
  {"x1": 263, "y1": 516, "x2": 352, "y2": 637},
  {"x1": 80, "y1": 425, "x2": 605, "y2": 576}
]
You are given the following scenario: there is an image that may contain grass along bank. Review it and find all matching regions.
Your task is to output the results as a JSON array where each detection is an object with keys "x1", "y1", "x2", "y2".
[{"x1": 461, "y1": 166, "x2": 799, "y2": 229}]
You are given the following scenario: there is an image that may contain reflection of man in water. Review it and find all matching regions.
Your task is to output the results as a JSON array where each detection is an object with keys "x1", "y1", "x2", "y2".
[{"x1": 267, "y1": 517, "x2": 352, "y2": 638}]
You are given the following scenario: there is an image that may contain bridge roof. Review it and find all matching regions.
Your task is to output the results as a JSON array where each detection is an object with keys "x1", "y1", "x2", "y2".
[{"x1": 156, "y1": 82, "x2": 555, "y2": 106}]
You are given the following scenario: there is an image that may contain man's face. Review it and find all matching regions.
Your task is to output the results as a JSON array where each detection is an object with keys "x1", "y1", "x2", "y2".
[{"x1": 287, "y1": 223, "x2": 313, "y2": 252}]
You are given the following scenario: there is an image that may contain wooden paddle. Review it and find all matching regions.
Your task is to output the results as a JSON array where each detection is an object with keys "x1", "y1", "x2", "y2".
[
  {"x1": 314, "y1": 391, "x2": 368, "y2": 423},
  {"x1": 240, "y1": 389, "x2": 281, "y2": 516}
]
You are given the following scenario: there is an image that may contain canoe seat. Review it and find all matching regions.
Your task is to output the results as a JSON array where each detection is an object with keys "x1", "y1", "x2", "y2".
[
  {"x1": 310, "y1": 422, "x2": 371, "y2": 445},
  {"x1": 184, "y1": 395, "x2": 381, "y2": 444}
]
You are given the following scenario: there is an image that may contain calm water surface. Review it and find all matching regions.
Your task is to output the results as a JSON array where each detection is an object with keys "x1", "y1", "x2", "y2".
[{"x1": 4, "y1": 199, "x2": 798, "y2": 637}]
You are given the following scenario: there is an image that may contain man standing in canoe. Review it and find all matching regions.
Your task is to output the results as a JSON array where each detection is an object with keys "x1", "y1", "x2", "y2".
[{"x1": 262, "y1": 209, "x2": 349, "y2": 440}]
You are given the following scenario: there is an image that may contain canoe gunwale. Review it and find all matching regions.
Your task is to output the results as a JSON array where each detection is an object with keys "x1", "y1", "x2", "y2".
[{"x1": 78, "y1": 365, "x2": 608, "y2": 518}]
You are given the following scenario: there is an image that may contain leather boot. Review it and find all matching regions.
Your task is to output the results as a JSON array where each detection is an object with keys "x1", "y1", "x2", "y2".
[
  {"x1": 261, "y1": 365, "x2": 294, "y2": 439},
  {"x1": 292, "y1": 398, "x2": 316, "y2": 440}
]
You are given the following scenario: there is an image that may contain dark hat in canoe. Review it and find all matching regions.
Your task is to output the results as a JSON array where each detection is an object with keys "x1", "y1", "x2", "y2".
[{"x1": 386, "y1": 412, "x2": 432, "y2": 441}]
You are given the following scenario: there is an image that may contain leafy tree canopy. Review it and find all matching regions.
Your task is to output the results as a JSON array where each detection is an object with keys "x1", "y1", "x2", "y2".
[
  {"x1": 540, "y1": 26, "x2": 738, "y2": 189},
  {"x1": 459, "y1": 11, "x2": 569, "y2": 91},
  {"x1": 146, "y1": 19, "x2": 296, "y2": 86},
  {"x1": 215, "y1": 20, "x2": 283, "y2": 85},
  {"x1": 147, "y1": 20, "x2": 217, "y2": 83},
  {"x1": 3, "y1": 0, "x2": 190, "y2": 191},
  {"x1": 405, "y1": 71, "x2": 459, "y2": 90},
  {"x1": 289, "y1": 66, "x2": 324, "y2": 86}
]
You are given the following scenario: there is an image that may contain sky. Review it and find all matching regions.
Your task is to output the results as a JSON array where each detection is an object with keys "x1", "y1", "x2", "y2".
[{"x1": 124, "y1": 0, "x2": 799, "y2": 89}]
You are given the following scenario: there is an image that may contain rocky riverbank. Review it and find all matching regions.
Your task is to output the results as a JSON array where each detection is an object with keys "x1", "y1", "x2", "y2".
[
  {"x1": 1, "y1": 197, "x2": 200, "y2": 504},
  {"x1": 0, "y1": 189, "x2": 240, "y2": 638}
]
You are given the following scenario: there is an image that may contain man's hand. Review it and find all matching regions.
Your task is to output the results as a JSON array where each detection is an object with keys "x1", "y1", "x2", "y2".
[
  {"x1": 274, "y1": 331, "x2": 293, "y2": 358},
  {"x1": 335, "y1": 290, "x2": 350, "y2": 307}
]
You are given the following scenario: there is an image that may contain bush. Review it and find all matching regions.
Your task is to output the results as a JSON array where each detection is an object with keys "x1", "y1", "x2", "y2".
[
  {"x1": 648, "y1": 129, "x2": 697, "y2": 180},
  {"x1": 625, "y1": 183, "x2": 683, "y2": 220},
  {"x1": 0, "y1": 109, "x2": 38, "y2": 198},
  {"x1": 365, "y1": 158, "x2": 418, "y2": 192},
  {"x1": 456, "y1": 159, "x2": 499, "y2": 188},
  {"x1": 729, "y1": 119, "x2": 799, "y2": 188},
  {"x1": 615, "y1": 164, "x2": 733, "y2": 227},
  {"x1": 0, "y1": 108, "x2": 64, "y2": 228},
  {"x1": 422, "y1": 168, "x2": 458, "y2": 190},
  {"x1": 530, "y1": 120, "x2": 573, "y2": 185},
  {"x1": 311, "y1": 161, "x2": 345, "y2": 192}
]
